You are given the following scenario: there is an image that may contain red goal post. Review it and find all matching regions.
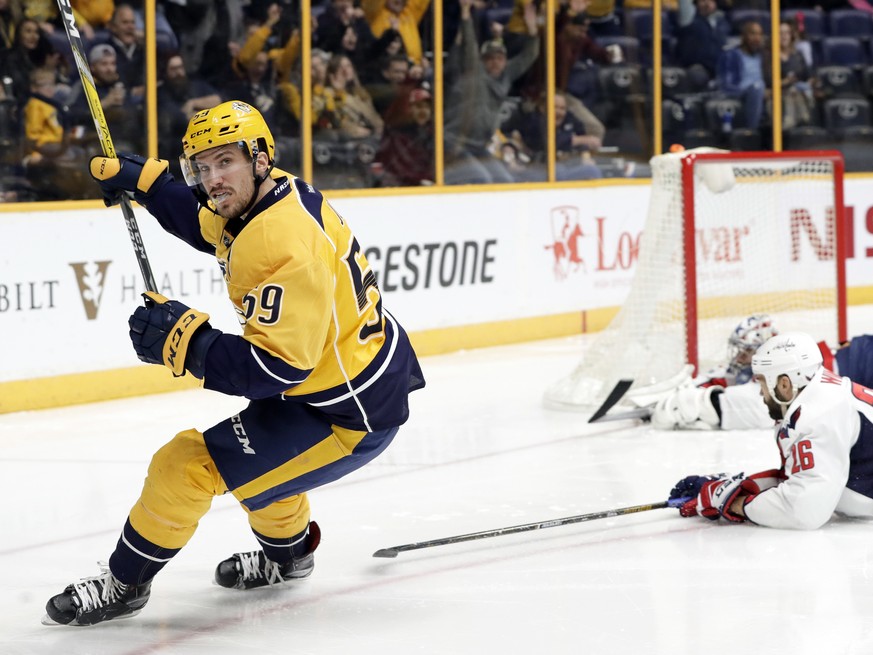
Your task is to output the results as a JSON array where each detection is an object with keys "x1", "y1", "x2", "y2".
[
  {"x1": 680, "y1": 149, "x2": 847, "y2": 372},
  {"x1": 544, "y1": 148, "x2": 847, "y2": 412}
]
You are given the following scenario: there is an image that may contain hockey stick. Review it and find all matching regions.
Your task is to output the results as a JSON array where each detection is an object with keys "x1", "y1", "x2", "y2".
[
  {"x1": 372, "y1": 496, "x2": 691, "y2": 558},
  {"x1": 588, "y1": 365, "x2": 696, "y2": 424},
  {"x1": 589, "y1": 406, "x2": 653, "y2": 423},
  {"x1": 56, "y1": 0, "x2": 158, "y2": 292},
  {"x1": 587, "y1": 379, "x2": 633, "y2": 423}
]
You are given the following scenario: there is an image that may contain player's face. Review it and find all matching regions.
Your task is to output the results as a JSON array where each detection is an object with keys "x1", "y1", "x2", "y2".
[
  {"x1": 755, "y1": 375, "x2": 786, "y2": 420},
  {"x1": 734, "y1": 347, "x2": 754, "y2": 367},
  {"x1": 194, "y1": 145, "x2": 255, "y2": 218}
]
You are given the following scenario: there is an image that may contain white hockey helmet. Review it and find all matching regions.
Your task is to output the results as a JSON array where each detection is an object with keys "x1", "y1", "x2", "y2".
[{"x1": 752, "y1": 332, "x2": 823, "y2": 402}]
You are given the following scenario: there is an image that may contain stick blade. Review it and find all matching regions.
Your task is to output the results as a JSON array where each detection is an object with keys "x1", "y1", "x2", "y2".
[
  {"x1": 372, "y1": 548, "x2": 400, "y2": 558},
  {"x1": 588, "y1": 379, "x2": 633, "y2": 423}
]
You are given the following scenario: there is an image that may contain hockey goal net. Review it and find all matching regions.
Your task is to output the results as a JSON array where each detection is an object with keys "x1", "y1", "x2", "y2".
[{"x1": 544, "y1": 148, "x2": 847, "y2": 411}]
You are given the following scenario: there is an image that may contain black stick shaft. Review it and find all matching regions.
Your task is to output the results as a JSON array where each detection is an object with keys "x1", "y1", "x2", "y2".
[
  {"x1": 56, "y1": 0, "x2": 158, "y2": 293},
  {"x1": 373, "y1": 497, "x2": 689, "y2": 558}
]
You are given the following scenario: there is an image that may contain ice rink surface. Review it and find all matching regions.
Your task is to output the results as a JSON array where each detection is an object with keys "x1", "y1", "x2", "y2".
[{"x1": 4, "y1": 313, "x2": 873, "y2": 655}]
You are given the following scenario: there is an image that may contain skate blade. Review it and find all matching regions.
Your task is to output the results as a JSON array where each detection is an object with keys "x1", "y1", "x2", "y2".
[
  {"x1": 41, "y1": 613, "x2": 65, "y2": 626},
  {"x1": 40, "y1": 609, "x2": 142, "y2": 627}
]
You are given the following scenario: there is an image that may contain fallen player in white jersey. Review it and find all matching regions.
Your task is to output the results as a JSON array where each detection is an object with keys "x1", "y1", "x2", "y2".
[{"x1": 669, "y1": 331, "x2": 873, "y2": 529}]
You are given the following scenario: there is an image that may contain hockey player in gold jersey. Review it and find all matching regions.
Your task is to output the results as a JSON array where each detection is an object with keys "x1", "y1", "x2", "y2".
[{"x1": 44, "y1": 100, "x2": 425, "y2": 626}]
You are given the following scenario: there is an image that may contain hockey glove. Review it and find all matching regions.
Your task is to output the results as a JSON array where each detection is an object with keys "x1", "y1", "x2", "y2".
[
  {"x1": 680, "y1": 469, "x2": 785, "y2": 522},
  {"x1": 650, "y1": 385, "x2": 724, "y2": 430},
  {"x1": 128, "y1": 292, "x2": 220, "y2": 378},
  {"x1": 89, "y1": 153, "x2": 171, "y2": 207},
  {"x1": 669, "y1": 474, "x2": 727, "y2": 516}
]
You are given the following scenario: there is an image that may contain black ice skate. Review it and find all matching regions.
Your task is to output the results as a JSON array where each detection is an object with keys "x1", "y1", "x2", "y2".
[
  {"x1": 43, "y1": 567, "x2": 151, "y2": 626},
  {"x1": 215, "y1": 521, "x2": 321, "y2": 590}
]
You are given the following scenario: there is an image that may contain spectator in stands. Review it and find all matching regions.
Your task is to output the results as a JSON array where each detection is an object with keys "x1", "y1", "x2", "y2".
[
  {"x1": 556, "y1": 0, "x2": 619, "y2": 94},
  {"x1": 503, "y1": 0, "x2": 540, "y2": 56},
  {"x1": 366, "y1": 53, "x2": 414, "y2": 120},
  {"x1": 716, "y1": 20, "x2": 767, "y2": 130},
  {"x1": 272, "y1": 46, "x2": 333, "y2": 147},
  {"x1": 444, "y1": 0, "x2": 539, "y2": 185},
  {"x1": 0, "y1": 0, "x2": 23, "y2": 50},
  {"x1": 784, "y1": 11, "x2": 813, "y2": 67},
  {"x1": 310, "y1": 48, "x2": 341, "y2": 137},
  {"x1": 0, "y1": 17, "x2": 58, "y2": 107},
  {"x1": 315, "y1": 0, "x2": 376, "y2": 55},
  {"x1": 554, "y1": 0, "x2": 616, "y2": 142},
  {"x1": 374, "y1": 86, "x2": 434, "y2": 186},
  {"x1": 359, "y1": 25, "x2": 412, "y2": 85},
  {"x1": 326, "y1": 53, "x2": 384, "y2": 140},
  {"x1": 235, "y1": 3, "x2": 301, "y2": 85},
  {"x1": 198, "y1": 33, "x2": 243, "y2": 92},
  {"x1": 22, "y1": 66, "x2": 88, "y2": 199},
  {"x1": 68, "y1": 43, "x2": 143, "y2": 152},
  {"x1": 776, "y1": 19, "x2": 813, "y2": 130},
  {"x1": 676, "y1": 0, "x2": 730, "y2": 89},
  {"x1": 22, "y1": 1, "x2": 62, "y2": 36},
  {"x1": 225, "y1": 50, "x2": 278, "y2": 129},
  {"x1": 156, "y1": 53, "x2": 222, "y2": 166},
  {"x1": 504, "y1": 89, "x2": 603, "y2": 181},
  {"x1": 362, "y1": 0, "x2": 431, "y2": 67},
  {"x1": 162, "y1": 0, "x2": 221, "y2": 75},
  {"x1": 335, "y1": 22, "x2": 376, "y2": 78},
  {"x1": 102, "y1": 3, "x2": 145, "y2": 103},
  {"x1": 23, "y1": 67, "x2": 66, "y2": 163}
]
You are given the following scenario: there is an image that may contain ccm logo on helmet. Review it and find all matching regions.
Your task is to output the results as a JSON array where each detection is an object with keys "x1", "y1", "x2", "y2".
[{"x1": 190, "y1": 128, "x2": 212, "y2": 138}]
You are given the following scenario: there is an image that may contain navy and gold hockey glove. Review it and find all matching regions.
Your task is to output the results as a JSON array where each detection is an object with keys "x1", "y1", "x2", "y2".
[
  {"x1": 128, "y1": 292, "x2": 220, "y2": 378},
  {"x1": 89, "y1": 153, "x2": 171, "y2": 207}
]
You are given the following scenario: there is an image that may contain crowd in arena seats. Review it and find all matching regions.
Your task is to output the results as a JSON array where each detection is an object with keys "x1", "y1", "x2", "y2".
[{"x1": 2, "y1": 0, "x2": 873, "y2": 201}]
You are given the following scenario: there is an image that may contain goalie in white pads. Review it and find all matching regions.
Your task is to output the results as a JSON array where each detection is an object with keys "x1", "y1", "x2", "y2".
[
  {"x1": 650, "y1": 314, "x2": 779, "y2": 430},
  {"x1": 669, "y1": 331, "x2": 873, "y2": 529}
]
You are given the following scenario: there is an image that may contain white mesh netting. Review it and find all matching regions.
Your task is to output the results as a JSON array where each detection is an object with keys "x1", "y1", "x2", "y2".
[{"x1": 544, "y1": 148, "x2": 843, "y2": 411}]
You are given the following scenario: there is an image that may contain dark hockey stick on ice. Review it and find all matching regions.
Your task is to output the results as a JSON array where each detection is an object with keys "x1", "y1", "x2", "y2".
[
  {"x1": 56, "y1": 0, "x2": 158, "y2": 292},
  {"x1": 587, "y1": 365, "x2": 695, "y2": 423},
  {"x1": 372, "y1": 496, "x2": 691, "y2": 558},
  {"x1": 587, "y1": 379, "x2": 634, "y2": 423},
  {"x1": 589, "y1": 406, "x2": 653, "y2": 423}
]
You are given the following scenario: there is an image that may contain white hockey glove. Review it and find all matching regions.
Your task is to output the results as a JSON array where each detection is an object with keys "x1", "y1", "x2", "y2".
[
  {"x1": 650, "y1": 385, "x2": 724, "y2": 430},
  {"x1": 625, "y1": 364, "x2": 695, "y2": 408}
]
